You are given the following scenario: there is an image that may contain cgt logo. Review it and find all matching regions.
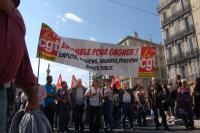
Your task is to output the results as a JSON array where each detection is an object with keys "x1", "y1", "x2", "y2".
[
  {"x1": 140, "y1": 56, "x2": 156, "y2": 71},
  {"x1": 139, "y1": 47, "x2": 156, "y2": 72},
  {"x1": 38, "y1": 27, "x2": 61, "y2": 56}
]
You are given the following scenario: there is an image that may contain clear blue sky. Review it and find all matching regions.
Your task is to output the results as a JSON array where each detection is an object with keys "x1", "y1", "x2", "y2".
[{"x1": 18, "y1": 0, "x2": 161, "y2": 86}]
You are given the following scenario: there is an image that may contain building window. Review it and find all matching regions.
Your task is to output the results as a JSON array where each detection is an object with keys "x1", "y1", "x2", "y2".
[
  {"x1": 195, "y1": 62, "x2": 199, "y2": 75},
  {"x1": 163, "y1": 11, "x2": 167, "y2": 21},
  {"x1": 184, "y1": 17, "x2": 189, "y2": 31},
  {"x1": 188, "y1": 38, "x2": 194, "y2": 52},
  {"x1": 165, "y1": 28, "x2": 169, "y2": 39},
  {"x1": 174, "y1": 21, "x2": 180, "y2": 33},
  {"x1": 171, "y1": 3, "x2": 176, "y2": 15},
  {"x1": 181, "y1": 0, "x2": 189, "y2": 8},
  {"x1": 177, "y1": 42, "x2": 182, "y2": 55},
  {"x1": 180, "y1": 66, "x2": 186, "y2": 78},
  {"x1": 168, "y1": 47, "x2": 173, "y2": 59},
  {"x1": 180, "y1": 0, "x2": 185, "y2": 9},
  {"x1": 191, "y1": 62, "x2": 195, "y2": 75}
]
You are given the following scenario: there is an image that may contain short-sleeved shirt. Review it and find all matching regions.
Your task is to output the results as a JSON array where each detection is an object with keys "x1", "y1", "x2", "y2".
[
  {"x1": 44, "y1": 84, "x2": 56, "y2": 106},
  {"x1": 123, "y1": 91, "x2": 131, "y2": 103},
  {"x1": 57, "y1": 88, "x2": 69, "y2": 104},
  {"x1": 101, "y1": 87, "x2": 113, "y2": 101},
  {"x1": 86, "y1": 87, "x2": 101, "y2": 106},
  {"x1": 0, "y1": 9, "x2": 35, "y2": 87}
]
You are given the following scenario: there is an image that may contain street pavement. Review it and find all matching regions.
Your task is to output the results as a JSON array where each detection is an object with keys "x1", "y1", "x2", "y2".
[{"x1": 54, "y1": 117, "x2": 200, "y2": 133}]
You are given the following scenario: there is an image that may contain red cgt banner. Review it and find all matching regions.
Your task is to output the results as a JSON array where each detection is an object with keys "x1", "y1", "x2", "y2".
[{"x1": 138, "y1": 47, "x2": 156, "y2": 78}]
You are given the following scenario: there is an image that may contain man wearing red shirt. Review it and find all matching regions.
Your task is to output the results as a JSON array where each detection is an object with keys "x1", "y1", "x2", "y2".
[{"x1": 0, "y1": 0, "x2": 39, "y2": 132}]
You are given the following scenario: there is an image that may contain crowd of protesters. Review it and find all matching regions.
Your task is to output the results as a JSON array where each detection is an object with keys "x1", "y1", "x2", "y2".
[
  {"x1": 4, "y1": 74, "x2": 200, "y2": 133},
  {"x1": 1, "y1": 0, "x2": 200, "y2": 133}
]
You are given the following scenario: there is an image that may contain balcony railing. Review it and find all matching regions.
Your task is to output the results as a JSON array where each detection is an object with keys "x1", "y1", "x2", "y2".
[
  {"x1": 164, "y1": 25, "x2": 195, "y2": 45},
  {"x1": 186, "y1": 48, "x2": 200, "y2": 58},
  {"x1": 157, "y1": 0, "x2": 174, "y2": 12},
  {"x1": 161, "y1": 4, "x2": 191, "y2": 27},
  {"x1": 167, "y1": 57, "x2": 174, "y2": 65},
  {"x1": 177, "y1": 53, "x2": 185, "y2": 61}
]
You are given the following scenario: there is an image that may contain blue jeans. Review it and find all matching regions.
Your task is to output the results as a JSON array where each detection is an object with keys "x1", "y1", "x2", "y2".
[
  {"x1": 153, "y1": 107, "x2": 168, "y2": 128},
  {"x1": 74, "y1": 104, "x2": 84, "y2": 131},
  {"x1": 121, "y1": 103, "x2": 133, "y2": 129},
  {"x1": 103, "y1": 100, "x2": 113, "y2": 129},
  {"x1": 89, "y1": 105, "x2": 101, "y2": 133},
  {"x1": 58, "y1": 103, "x2": 69, "y2": 132},
  {"x1": 0, "y1": 86, "x2": 7, "y2": 133}
]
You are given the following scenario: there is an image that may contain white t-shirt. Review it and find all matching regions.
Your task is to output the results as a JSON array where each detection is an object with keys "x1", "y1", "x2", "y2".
[
  {"x1": 101, "y1": 87, "x2": 113, "y2": 101},
  {"x1": 86, "y1": 87, "x2": 101, "y2": 106},
  {"x1": 123, "y1": 91, "x2": 131, "y2": 103}
]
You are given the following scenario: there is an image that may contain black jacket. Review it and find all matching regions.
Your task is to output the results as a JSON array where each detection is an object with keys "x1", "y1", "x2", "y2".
[{"x1": 148, "y1": 83, "x2": 165, "y2": 108}]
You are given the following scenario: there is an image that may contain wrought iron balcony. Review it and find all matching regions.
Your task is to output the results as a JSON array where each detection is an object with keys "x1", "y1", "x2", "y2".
[
  {"x1": 161, "y1": 4, "x2": 191, "y2": 28},
  {"x1": 186, "y1": 48, "x2": 200, "y2": 58},
  {"x1": 177, "y1": 53, "x2": 185, "y2": 61},
  {"x1": 157, "y1": 0, "x2": 174, "y2": 12},
  {"x1": 164, "y1": 25, "x2": 195, "y2": 45},
  {"x1": 166, "y1": 57, "x2": 174, "y2": 65}
]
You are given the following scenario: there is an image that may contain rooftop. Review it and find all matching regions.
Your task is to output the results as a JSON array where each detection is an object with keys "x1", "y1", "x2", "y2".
[{"x1": 118, "y1": 36, "x2": 163, "y2": 47}]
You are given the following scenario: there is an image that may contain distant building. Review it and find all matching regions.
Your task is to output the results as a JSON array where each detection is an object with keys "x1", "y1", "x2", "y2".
[
  {"x1": 157, "y1": 0, "x2": 200, "y2": 81},
  {"x1": 190, "y1": 0, "x2": 200, "y2": 50},
  {"x1": 118, "y1": 33, "x2": 167, "y2": 89}
]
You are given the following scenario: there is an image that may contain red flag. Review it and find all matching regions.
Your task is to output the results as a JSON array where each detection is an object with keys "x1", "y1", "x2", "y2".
[
  {"x1": 71, "y1": 74, "x2": 77, "y2": 88},
  {"x1": 115, "y1": 76, "x2": 120, "y2": 90},
  {"x1": 111, "y1": 76, "x2": 120, "y2": 90},
  {"x1": 56, "y1": 74, "x2": 62, "y2": 89}
]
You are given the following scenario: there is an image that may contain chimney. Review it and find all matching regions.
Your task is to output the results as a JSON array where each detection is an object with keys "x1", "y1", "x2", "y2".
[{"x1": 133, "y1": 31, "x2": 138, "y2": 38}]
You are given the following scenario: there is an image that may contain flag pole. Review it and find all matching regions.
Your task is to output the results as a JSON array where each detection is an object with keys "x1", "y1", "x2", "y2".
[{"x1": 37, "y1": 56, "x2": 41, "y2": 83}]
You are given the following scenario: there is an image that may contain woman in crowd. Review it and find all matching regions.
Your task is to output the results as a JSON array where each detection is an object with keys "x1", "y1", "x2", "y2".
[
  {"x1": 177, "y1": 79, "x2": 195, "y2": 130},
  {"x1": 57, "y1": 81, "x2": 72, "y2": 133},
  {"x1": 84, "y1": 79, "x2": 102, "y2": 133},
  {"x1": 135, "y1": 86, "x2": 147, "y2": 127},
  {"x1": 162, "y1": 84, "x2": 171, "y2": 120},
  {"x1": 112, "y1": 84, "x2": 121, "y2": 129},
  {"x1": 101, "y1": 79, "x2": 113, "y2": 132},
  {"x1": 148, "y1": 77, "x2": 169, "y2": 131}
]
